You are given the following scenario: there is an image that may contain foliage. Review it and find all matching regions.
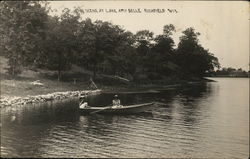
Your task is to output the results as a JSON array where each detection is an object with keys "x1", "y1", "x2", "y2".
[
  {"x1": 42, "y1": 9, "x2": 81, "y2": 81},
  {"x1": 175, "y1": 28, "x2": 219, "y2": 78},
  {"x1": 0, "y1": 1, "x2": 48, "y2": 77},
  {"x1": 213, "y1": 67, "x2": 249, "y2": 77},
  {"x1": 149, "y1": 24, "x2": 176, "y2": 77},
  {"x1": 1, "y1": 3, "x2": 220, "y2": 82}
]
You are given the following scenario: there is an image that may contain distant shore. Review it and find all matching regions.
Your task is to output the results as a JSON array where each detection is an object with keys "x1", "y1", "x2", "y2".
[{"x1": 209, "y1": 75, "x2": 249, "y2": 78}]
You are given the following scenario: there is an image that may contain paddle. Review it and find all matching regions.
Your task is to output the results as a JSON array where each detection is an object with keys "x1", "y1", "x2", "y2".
[{"x1": 90, "y1": 106, "x2": 112, "y2": 114}]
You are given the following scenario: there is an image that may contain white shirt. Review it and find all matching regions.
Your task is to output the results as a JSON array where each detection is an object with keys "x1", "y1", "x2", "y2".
[{"x1": 79, "y1": 102, "x2": 88, "y2": 108}]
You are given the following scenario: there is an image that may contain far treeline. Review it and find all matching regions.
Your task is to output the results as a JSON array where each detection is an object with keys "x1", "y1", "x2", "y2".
[
  {"x1": 212, "y1": 67, "x2": 249, "y2": 78},
  {"x1": 1, "y1": 1, "x2": 221, "y2": 83}
]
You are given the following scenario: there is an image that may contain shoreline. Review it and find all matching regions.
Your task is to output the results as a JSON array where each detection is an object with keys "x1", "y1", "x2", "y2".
[
  {"x1": 0, "y1": 77, "x2": 215, "y2": 108},
  {"x1": 0, "y1": 89, "x2": 102, "y2": 108}
]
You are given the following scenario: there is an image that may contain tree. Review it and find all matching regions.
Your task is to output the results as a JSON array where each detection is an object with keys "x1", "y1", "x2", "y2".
[
  {"x1": 104, "y1": 29, "x2": 136, "y2": 76},
  {"x1": 0, "y1": 1, "x2": 48, "y2": 77},
  {"x1": 132, "y1": 30, "x2": 155, "y2": 79},
  {"x1": 134, "y1": 30, "x2": 154, "y2": 56},
  {"x1": 175, "y1": 27, "x2": 219, "y2": 78},
  {"x1": 76, "y1": 19, "x2": 107, "y2": 79},
  {"x1": 150, "y1": 24, "x2": 176, "y2": 76},
  {"x1": 77, "y1": 19, "x2": 135, "y2": 79},
  {"x1": 38, "y1": 8, "x2": 81, "y2": 81},
  {"x1": 1, "y1": 1, "x2": 221, "y2": 83}
]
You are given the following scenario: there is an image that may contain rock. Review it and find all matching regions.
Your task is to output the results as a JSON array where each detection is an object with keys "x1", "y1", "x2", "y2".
[
  {"x1": 30, "y1": 80, "x2": 44, "y2": 86},
  {"x1": 1, "y1": 89, "x2": 102, "y2": 107}
]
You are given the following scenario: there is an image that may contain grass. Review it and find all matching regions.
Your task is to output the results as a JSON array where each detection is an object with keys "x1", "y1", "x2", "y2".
[
  {"x1": 0, "y1": 62, "x2": 92, "y2": 97},
  {"x1": 1, "y1": 78, "x2": 91, "y2": 97}
]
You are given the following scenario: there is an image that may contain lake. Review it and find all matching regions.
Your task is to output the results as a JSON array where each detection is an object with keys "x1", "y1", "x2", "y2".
[{"x1": 1, "y1": 78, "x2": 249, "y2": 158}]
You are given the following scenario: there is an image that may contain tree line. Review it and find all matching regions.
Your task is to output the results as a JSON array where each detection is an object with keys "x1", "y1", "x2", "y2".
[
  {"x1": 0, "y1": 1, "x2": 220, "y2": 82},
  {"x1": 212, "y1": 67, "x2": 249, "y2": 77}
]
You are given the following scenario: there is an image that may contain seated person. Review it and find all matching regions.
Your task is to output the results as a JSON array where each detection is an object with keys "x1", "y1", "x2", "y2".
[
  {"x1": 112, "y1": 95, "x2": 123, "y2": 108},
  {"x1": 79, "y1": 94, "x2": 89, "y2": 108}
]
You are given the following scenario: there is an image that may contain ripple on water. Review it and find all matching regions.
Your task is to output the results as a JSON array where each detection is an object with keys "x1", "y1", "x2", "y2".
[{"x1": 1, "y1": 78, "x2": 249, "y2": 158}]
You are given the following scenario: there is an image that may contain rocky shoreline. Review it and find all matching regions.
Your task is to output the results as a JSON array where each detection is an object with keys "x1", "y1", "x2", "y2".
[{"x1": 0, "y1": 89, "x2": 102, "y2": 108}]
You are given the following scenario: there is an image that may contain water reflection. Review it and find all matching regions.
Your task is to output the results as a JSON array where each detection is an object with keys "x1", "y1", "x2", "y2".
[{"x1": 1, "y1": 79, "x2": 249, "y2": 158}]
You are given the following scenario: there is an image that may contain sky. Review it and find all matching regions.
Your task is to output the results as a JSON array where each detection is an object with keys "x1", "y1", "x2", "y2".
[{"x1": 48, "y1": 1, "x2": 249, "y2": 70}]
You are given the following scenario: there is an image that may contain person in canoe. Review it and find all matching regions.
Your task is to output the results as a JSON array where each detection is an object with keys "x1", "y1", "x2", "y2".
[
  {"x1": 79, "y1": 94, "x2": 89, "y2": 108},
  {"x1": 112, "y1": 94, "x2": 123, "y2": 108}
]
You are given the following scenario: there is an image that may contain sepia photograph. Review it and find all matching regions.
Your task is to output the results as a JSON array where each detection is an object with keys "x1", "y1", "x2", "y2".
[{"x1": 0, "y1": 0, "x2": 249, "y2": 158}]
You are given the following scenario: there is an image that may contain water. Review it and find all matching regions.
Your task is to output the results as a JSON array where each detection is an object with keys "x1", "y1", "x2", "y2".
[{"x1": 1, "y1": 78, "x2": 249, "y2": 158}]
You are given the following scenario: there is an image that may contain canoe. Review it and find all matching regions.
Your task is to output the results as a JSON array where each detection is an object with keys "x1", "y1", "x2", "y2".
[{"x1": 79, "y1": 102, "x2": 155, "y2": 114}]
